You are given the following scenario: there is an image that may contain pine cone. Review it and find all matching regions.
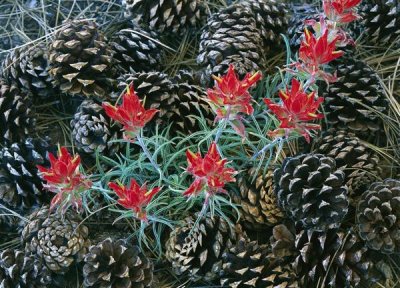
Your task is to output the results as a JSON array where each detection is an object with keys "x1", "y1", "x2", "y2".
[
  {"x1": 0, "y1": 79, "x2": 35, "y2": 145},
  {"x1": 197, "y1": 4, "x2": 263, "y2": 85},
  {"x1": 165, "y1": 214, "x2": 243, "y2": 281},
  {"x1": 83, "y1": 238, "x2": 153, "y2": 288},
  {"x1": 22, "y1": 206, "x2": 91, "y2": 274},
  {"x1": 49, "y1": 20, "x2": 116, "y2": 98},
  {"x1": 1, "y1": 44, "x2": 54, "y2": 100},
  {"x1": 274, "y1": 153, "x2": 349, "y2": 231},
  {"x1": 354, "y1": 0, "x2": 400, "y2": 46},
  {"x1": 293, "y1": 228, "x2": 379, "y2": 287},
  {"x1": 241, "y1": 0, "x2": 290, "y2": 53},
  {"x1": 71, "y1": 100, "x2": 122, "y2": 157},
  {"x1": 169, "y1": 70, "x2": 214, "y2": 135},
  {"x1": 110, "y1": 26, "x2": 163, "y2": 74},
  {"x1": 320, "y1": 56, "x2": 388, "y2": 141},
  {"x1": 220, "y1": 238, "x2": 299, "y2": 288},
  {"x1": 234, "y1": 167, "x2": 285, "y2": 230},
  {"x1": 313, "y1": 129, "x2": 382, "y2": 203},
  {"x1": 0, "y1": 249, "x2": 52, "y2": 288},
  {"x1": 122, "y1": 0, "x2": 206, "y2": 34},
  {"x1": 356, "y1": 178, "x2": 400, "y2": 254},
  {"x1": 0, "y1": 138, "x2": 55, "y2": 211}
]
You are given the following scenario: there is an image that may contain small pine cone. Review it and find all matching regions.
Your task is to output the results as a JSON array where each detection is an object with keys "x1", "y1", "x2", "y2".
[
  {"x1": 234, "y1": 167, "x2": 285, "y2": 230},
  {"x1": 169, "y1": 70, "x2": 214, "y2": 135},
  {"x1": 49, "y1": 20, "x2": 116, "y2": 98},
  {"x1": 71, "y1": 100, "x2": 122, "y2": 157},
  {"x1": 0, "y1": 138, "x2": 55, "y2": 211},
  {"x1": 197, "y1": 4, "x2": 263, "y2": 85},
  {"x1": 83, "y1": 238, "x2": 153, "y2": 288},
  {"x1": 355, "y1": 0, "x2": 400, "y2": 46},
  {"x1": 313, "y1": 129, "x2": 382, "y2": 203},
  {"x1": 287, "y1": 4, "x2": 320, "y2": 51},
  {"x1": 0, "y1": 80, "x2": 35, "y2": 145},
  {"x1": 321, "y1": 57, "x2": 388, "y2": 141},
  {"x1": 356, "y1": 179, "x2": 400, "y2": 254},
  {"x1": 122, "y1": 0, "x2": 206, "y2": 34},
  {"x1": 165, "y1": 214, "x2": 243, "y2": 281},
  {"x1": 110, "y1": 26, "x2": 163, "y2": 75},
  {"x1": 220, "y1": 238, "x2": 299, "y2": 288},
  {"x1": 1, "y1": 44, "x2": 55, "y2": 100},
  {"x1": 241, "y1": 0, "x2": 290, "y2": 53},
  {"x1": 274, "y1": 153, "x2": 349, "y2": 231},
  {"x1": 0, "y1": 249, "x2": 52, "y2": 288},
  {"x1": 293, "y1": 228, "x2": 379, "y2": 287},
  {"x1": 22, "y1": 206, "x2": 91, "y2": 274}
]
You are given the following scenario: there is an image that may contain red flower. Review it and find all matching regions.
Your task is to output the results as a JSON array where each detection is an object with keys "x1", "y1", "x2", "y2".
[
  {"x1": 37, "y1": 147, "x2": 91, "y2": 212},
  {"x1": 264, "y1": 78, "x2": 324, "y2": 142},
  {"x1": 299, "y1": 28, "x2": 344, "y2": 68},
  {"x1": 323, "y1": 0, "x2": 361, "y2": 23},
  {"x1": 184, "y1": 142, "x2": 236, "y2": 197},
  {"x1": 207, "y1": 65, "x2": 261, "y2": 137},
  {"x1": 109, "y1": 179, "x2": 161, "y2": 221},
  {"x1": 102, "y1": 85, "x2": 158, "y2": 139}
]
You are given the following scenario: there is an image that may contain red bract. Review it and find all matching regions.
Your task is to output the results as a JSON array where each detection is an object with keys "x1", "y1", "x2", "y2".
[
  {"x1": 299, "y1": 28, "x2": 344, "y2": 68},
  {"x1": 323, "y1": 0, "x2": 361, "y2": 23},
  {"x1": 207, "y1": 65, "x2": 261, "y2": 137},
  {"x1": 184, "y1": 142, "x2": 236, "y2": 197},
  {"x1": 102, "y1": 85, "x2": 158, "y2": 139},
  {"x1": 109, "y1": 179, "x2": 161, "y2": 221},
  {"x1": 37, "y1": 147, "x2": 91, "y2": 212},
  {"x1": 264, "y1": 78, "x2": 324, "y2": 142}
]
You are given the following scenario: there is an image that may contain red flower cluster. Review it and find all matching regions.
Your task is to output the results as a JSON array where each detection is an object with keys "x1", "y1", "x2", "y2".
[
  {"x1": 109, "y1": 179, "x2": 161, "y2": 221},
  {"x1": 264, "y1": 79, "x2": 324, "y2": 142},
  {"x1": 299, "y1": 28, "x2": 344, "y2": 68},
  {"x1": 184, "y1": 142, "x2": 236, "y2": 197},
  {"x1": 37, "y1": 147, "x2": 92, "y2": 212},
  {"x1": 208, "y1": 65, "x2": 261, "y2": 137},
  {"x1": 102, "y1": 85, "x2": 158, "y2": 140},
  {"x1": 323, "y1": 0, "x2": 361, "y2": 23}
]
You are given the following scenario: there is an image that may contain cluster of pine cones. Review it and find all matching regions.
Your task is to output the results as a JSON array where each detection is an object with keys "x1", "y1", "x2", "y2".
[{"x1": 0, "y1": 0, "x2": 399, "y2": 287}]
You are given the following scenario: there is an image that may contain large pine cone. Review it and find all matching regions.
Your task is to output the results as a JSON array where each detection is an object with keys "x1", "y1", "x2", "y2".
[
  {"x1": 83, "y1": 238, "x2": 153, "y2": 288},
  {"x1": 49, "y1": 20, "x2": 116, "y2": 98},
  {"x1": 354, "y1": 0, "x2": 400, "y2": 46},
  {"x1": 274, "y1": 153, "x2": 349, "y2": 231},
  {"x1": 234, "y1": 167, "x2": 285, "y2": 230},
  {"x1": 293, "y1": 228, "x2": 380, "y2": 287},
  {"x1": 241, "y1": 0, "x2": 290, "y2": 53},
  {"x1": 197, "y1": 4, "x2": 263, "y2": 85},
  {"x1": 21, "y1": 206, "x2": 91, "y2": 274},
  {"x1": 220, "y1": 238, "x2": 299, "y2": 288},
  {"x1": 71, "y1": 100, "x2": 122, "y2": 157},
  {"x1": 0, "y1": 138, "x2": 55, "y2": 211},
  {"x1": 356, "y1": 178, "x2": 400, "y2": 254},
  {"x1": 0, "y1": 79, "x2": 35, "y2": 145},
  {"x1": 165, "y1": 214, "x2": 243, "y2": 281},
  {"x1": 321, "y1": 57, "x2": 388, "y2": 141},
  {"x1": 122, "y1": 0, "x2": 206, "y2": 34},
  {"x1": 0, "y1": 249, "x2": 52, "y2": 288},
  {"x1": 313, "y1": 129, "x2": 381, "y2": 203},
  {"x1": 1, "y1": 44, "x2": 54, "y2": 100},
  {"x1": 110, "y1": 26, "x2": 163, "y2": 75}
]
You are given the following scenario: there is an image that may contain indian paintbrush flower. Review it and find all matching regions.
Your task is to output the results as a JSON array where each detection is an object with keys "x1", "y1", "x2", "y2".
[
  {"x1": 108, "y1": 179, "x2": 161, "y2": 221},
  {"x1": 264, "y1": 78, "x2": 324, "y2": 142},
  {"x1": 37, "y1": 146, "x2": 92, "y2": 212},
  {"x1": 323, "y1": 0, "x2": 362, "y2": 23},
  {"x1": 208, "y1": 65, "x2": 261, "y2": 137},
  {"x1": 184, "y1": 142, "x2": 236, "y2": 197},
  {"x1": 102, "y1": 85, "x2": 159, "y2": 140}
]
